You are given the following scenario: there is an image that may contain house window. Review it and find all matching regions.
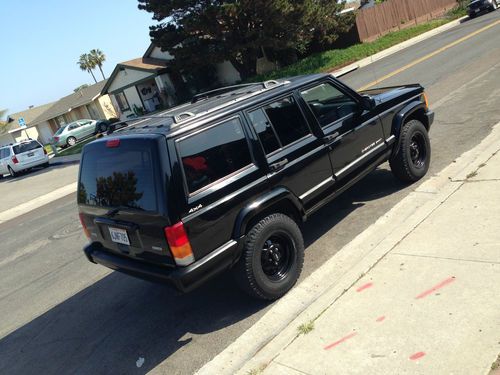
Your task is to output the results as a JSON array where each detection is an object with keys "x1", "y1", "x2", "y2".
[{"x1": 115, "y1": 92, "x2": 130, "y2": 112}]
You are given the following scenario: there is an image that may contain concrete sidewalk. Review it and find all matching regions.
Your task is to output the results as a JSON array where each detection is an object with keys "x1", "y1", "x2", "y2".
[{"x1": 198, "y1": 123, "x2": 500, "y2": 375}]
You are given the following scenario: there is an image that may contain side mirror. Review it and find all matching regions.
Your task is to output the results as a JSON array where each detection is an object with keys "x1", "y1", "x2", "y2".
[{"x1": 361, "y1": 95, "x2": 376, "y2": 110}]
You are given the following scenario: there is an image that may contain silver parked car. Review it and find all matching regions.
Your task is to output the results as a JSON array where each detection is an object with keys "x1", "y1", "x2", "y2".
[
  {"x1": 0, "y1": 139, "x2": 49, "y2": 177},
  {"x1": 51, "y1": 119, "x2": 97, "y2": 148}
]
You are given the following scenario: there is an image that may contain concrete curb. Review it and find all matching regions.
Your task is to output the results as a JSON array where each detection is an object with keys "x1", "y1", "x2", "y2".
[
  {"x1": 330, "y1": 16, "x2": 468, "y2": 78},
  {"x1": 196, "y1": 120, "x2": 500, "y2": 375},
  {"x1": 0, "y1": 182, "x2": 77, "y2": 224}
]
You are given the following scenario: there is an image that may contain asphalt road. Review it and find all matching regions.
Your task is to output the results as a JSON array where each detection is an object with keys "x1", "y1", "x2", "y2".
[{"x1": 1, "y1": 11, "x2": 500, "y2": 375}]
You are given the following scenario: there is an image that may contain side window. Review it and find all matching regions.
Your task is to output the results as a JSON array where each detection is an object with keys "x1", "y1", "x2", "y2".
[
  {"x1": 248, "y1": 109, "x2": 281, "y2": 154},
  {"x1": 178, "y1": 117, "x2": 252, "y2": 194},
  {"x1": 68, "y1": 124, "x2": 78, "y2": 130},
  {"x1": 300, "y1": 83, "x2": 359, "y2": 127},
  {"x1": 248, "y1": 96, "x2": 311, "y2": 155},
  {"x1": 263, "y1": 97, "x2": 311, "y2": 147}
]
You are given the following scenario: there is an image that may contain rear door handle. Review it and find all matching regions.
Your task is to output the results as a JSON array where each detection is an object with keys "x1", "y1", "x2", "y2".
[{"x1": 269, "y1": 158, "x2": 288, "y2": 172}]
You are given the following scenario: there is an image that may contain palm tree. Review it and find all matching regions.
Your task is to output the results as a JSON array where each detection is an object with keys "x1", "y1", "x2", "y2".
[
  {"x1": 77, "y1": 54, "x2": 97, "y2": 83},
  {"x1": 89, "y1": 49, "x2": 106, "y2": 79}
]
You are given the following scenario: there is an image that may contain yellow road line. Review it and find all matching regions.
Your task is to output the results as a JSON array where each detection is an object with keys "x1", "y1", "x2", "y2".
[{"x1": 358, "y1": 19, "x2": 500, "y2": 91}]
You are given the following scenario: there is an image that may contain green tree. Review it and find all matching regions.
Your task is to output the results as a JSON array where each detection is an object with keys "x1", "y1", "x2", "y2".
[
  {"x1": 137, "y1": 0, "x2": 353, "y2": 80},
  {"x1": 89, "y1": 49, "x2": 106, "y2": 79},
  {"x1": 77, "y1": 53, "x2": 97, "y2": 83},
  {"x1": 74, "y1": 84, "x2": 89, "y2": 92}
]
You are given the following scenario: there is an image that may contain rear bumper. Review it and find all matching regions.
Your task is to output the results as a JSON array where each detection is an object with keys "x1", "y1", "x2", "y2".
[
  {"x1": 83, "y1": 240, "x2": 240, "y2": 292},
  {"x1": 13, "y1": 156, "x2": 49, "y2": 171}
]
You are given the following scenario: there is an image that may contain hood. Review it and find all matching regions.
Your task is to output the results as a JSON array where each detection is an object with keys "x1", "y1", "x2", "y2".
[{"x1": 359, "y1": 84, "x2": 423, "y2": 105}]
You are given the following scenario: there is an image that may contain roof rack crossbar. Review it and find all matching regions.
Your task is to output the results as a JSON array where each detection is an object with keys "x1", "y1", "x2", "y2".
[{"x1": 190, "y1": 83, "x2": 261, "y2": 104}]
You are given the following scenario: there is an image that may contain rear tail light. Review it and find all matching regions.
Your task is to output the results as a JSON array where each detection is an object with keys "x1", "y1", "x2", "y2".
[
  {"x1": 54, "y1": 137, "x2": 59, "y2": 142},
  {"x1": 79, "y1": 213, "x2": 91, "y2": 240},
  {"x1": 165, "y1": 222, "x2": 195, "y2": 266},
  {"x1": 12, "y1": 156, "x2": 18, "y2": 164},
  {"x1": 43, "y1": 148, "x2": 47, "y2": 155}
]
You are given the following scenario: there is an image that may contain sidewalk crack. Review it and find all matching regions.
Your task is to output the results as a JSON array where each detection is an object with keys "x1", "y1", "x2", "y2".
[
  {"x1": 391, "y1": 252, "x2": 500, "y2": 265},
  {"x1": 273, "y1": 360, "x2": 313, "y2": 375}
]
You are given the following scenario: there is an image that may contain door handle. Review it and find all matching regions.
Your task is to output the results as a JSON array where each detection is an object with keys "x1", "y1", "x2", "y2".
[
  {"x1": 269, "y1": 158, "x2": 288, "y2": 172},
  {"x1": 323, "y1": 132, "x2": 341, "y2": 149},
  {"x1": 323, "y1": 132, "x2": 340, "y2": 143}
]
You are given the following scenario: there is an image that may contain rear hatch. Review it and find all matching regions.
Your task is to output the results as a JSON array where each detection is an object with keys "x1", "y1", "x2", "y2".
[
  {"x1": 77, "y1": 134, "x2": 176, "y2": 267},
  {"x1": 13, "y1": 140, "x2": 45, "y2": 164}
]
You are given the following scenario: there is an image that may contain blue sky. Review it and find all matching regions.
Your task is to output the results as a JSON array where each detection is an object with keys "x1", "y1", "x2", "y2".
[{"x1": 0, "y1": 0, "x2": 158, "y2": 117}]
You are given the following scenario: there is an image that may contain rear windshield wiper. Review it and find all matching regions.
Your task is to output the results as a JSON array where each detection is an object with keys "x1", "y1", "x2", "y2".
[{"x1": 105, "y1": 205, "x2": 144, "y2": 217}]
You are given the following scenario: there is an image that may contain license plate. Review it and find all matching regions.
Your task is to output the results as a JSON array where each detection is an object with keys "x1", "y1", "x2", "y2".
[
  {"x1": 27, "y1": 152, "x2": 34, "y2": 157},
  {"x1": 109, "y1": 227, "x2": 130, "y2": 245}
]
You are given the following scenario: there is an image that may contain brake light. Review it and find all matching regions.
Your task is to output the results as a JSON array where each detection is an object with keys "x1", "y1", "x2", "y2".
[
  {"x1": 12, "y1": 156, "x2": 18, "y2": 164},
  {"x1": 79, "y1": 213, "x2": 91, "y2": 240},
  {"x1": 106, "y1": 139, "x2": 120, "y2": 148},
  {"x1": 43, "y1": 148, "x2": 47, "y2": 155},
  {"x1": 54, "y1": 137, "x2": 59, "y2": 142},
  {"x1": 165, "y1": 222, "x2": 194, "y2": 266}
]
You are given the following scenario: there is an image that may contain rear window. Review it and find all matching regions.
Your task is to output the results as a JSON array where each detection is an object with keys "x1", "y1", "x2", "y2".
[
  {"x1": 78, "y1": 144, "x2": 157, "y2": 211},
  {"x1": 13, "y1": 141, "x2": 42, "y2": 154},
  {"x1": 55, "y1": 126, "x2": 66, "y2": 135}
]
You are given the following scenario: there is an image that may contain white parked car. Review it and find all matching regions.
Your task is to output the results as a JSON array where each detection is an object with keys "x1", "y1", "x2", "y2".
[{"x1": 0, "y1": 139, "x2": 49, "y2": 177}]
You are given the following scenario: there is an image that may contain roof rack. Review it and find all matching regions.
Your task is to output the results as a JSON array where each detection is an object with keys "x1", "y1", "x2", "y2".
[
  {"x1": 190, "y1": 80, "x2": 284, "y2": 104},
  {"x1": 112, "y1": 79, "x2": 290, "y2": 132}
]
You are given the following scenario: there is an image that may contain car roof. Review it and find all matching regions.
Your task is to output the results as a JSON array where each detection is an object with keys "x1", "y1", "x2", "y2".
[{"x1": 111, "y1": 73, "x2": 332, "y2": 138}]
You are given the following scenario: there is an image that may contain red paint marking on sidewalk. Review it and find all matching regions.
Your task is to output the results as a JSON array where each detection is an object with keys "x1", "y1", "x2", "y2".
[
  {"x1": 324, "y1": 332, "x2": 358, "y2": 350},
  {"x1": 409, "y1": 352, "x2": 426, "y2": 360},
  {"x1": 356, "y1": 282, "x2": 373, "y2": 292},
  {"x1": 415, "y1": 277, "x2": 456, "y2": 299},
  {"x1": 376, "y1": 316, "x2": 386, "y2": 322}
]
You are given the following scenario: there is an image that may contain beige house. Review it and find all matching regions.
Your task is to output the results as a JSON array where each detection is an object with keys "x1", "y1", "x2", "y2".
[
  {"x1": 102, "y1": 43, "x2": 275, "y2": 120},
  {"x1": 5, "y1": 80, "x2": 116, "y2": 145},
  {"x1": 1, "y1": 102, "x2": 55, "y2": 146}
]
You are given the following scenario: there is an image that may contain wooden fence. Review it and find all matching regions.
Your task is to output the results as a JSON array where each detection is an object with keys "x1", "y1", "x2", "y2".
[{"x1": 356, "y1": 0, "x2": 458, "y2": 42}]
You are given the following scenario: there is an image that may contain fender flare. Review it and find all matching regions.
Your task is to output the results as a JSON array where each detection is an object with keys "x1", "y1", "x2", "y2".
[
  {"x1": 232, "y1": 187, "x2": 305, "y2": 239},
  {"x1": 391, "y1": 101, "x2": 427, "y2": 156}
]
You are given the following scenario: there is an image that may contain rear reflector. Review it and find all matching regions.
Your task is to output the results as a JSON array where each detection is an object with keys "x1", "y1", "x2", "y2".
[
  {"x1": 79, "y1": 213, "x2": 91, "y2": 240},
  {"x1": 106, "y1": 139, "x2": 120, "y2": 148},
  {"x1": 165, "y1": 222, "x2": 194, "y2": 266},
  {"x1": 12, "y1": 156, "x2": 18, "y2": 164}
]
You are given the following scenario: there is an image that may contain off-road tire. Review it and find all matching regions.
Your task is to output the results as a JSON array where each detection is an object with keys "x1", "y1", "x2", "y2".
[
  {"x1": 390, "y1": 119, "x2": 431, "y2": 183},
  {"x1": 233, "y1": 213, "x2": 304, "y2": 300}
]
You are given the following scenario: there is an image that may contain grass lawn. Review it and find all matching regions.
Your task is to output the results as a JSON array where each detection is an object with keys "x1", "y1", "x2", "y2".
[
  {"x1": 252, "y1": 14, "x2": 465, "y2": 81},
  {"x1": 54, "y1": 137, "x2": 96, "y2": 157}
]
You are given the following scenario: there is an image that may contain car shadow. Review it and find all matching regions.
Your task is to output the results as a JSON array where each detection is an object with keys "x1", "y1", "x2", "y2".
[
  {"x1": 302, "y1": 167, "x2": 407, "y2": 247},
  {"x1": 0, "y1": 166, "x2": 408, "y2": 374}
]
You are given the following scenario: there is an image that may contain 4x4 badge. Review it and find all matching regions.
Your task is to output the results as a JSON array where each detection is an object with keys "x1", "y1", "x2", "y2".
[{"x1": 189, "y1": 204, "x2": 203, "y2": 214}]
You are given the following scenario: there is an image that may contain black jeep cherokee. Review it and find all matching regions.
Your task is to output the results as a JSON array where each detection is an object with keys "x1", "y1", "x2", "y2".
[{"x1": 78, "y1": 74, "x2": 433, "y2": 300}]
